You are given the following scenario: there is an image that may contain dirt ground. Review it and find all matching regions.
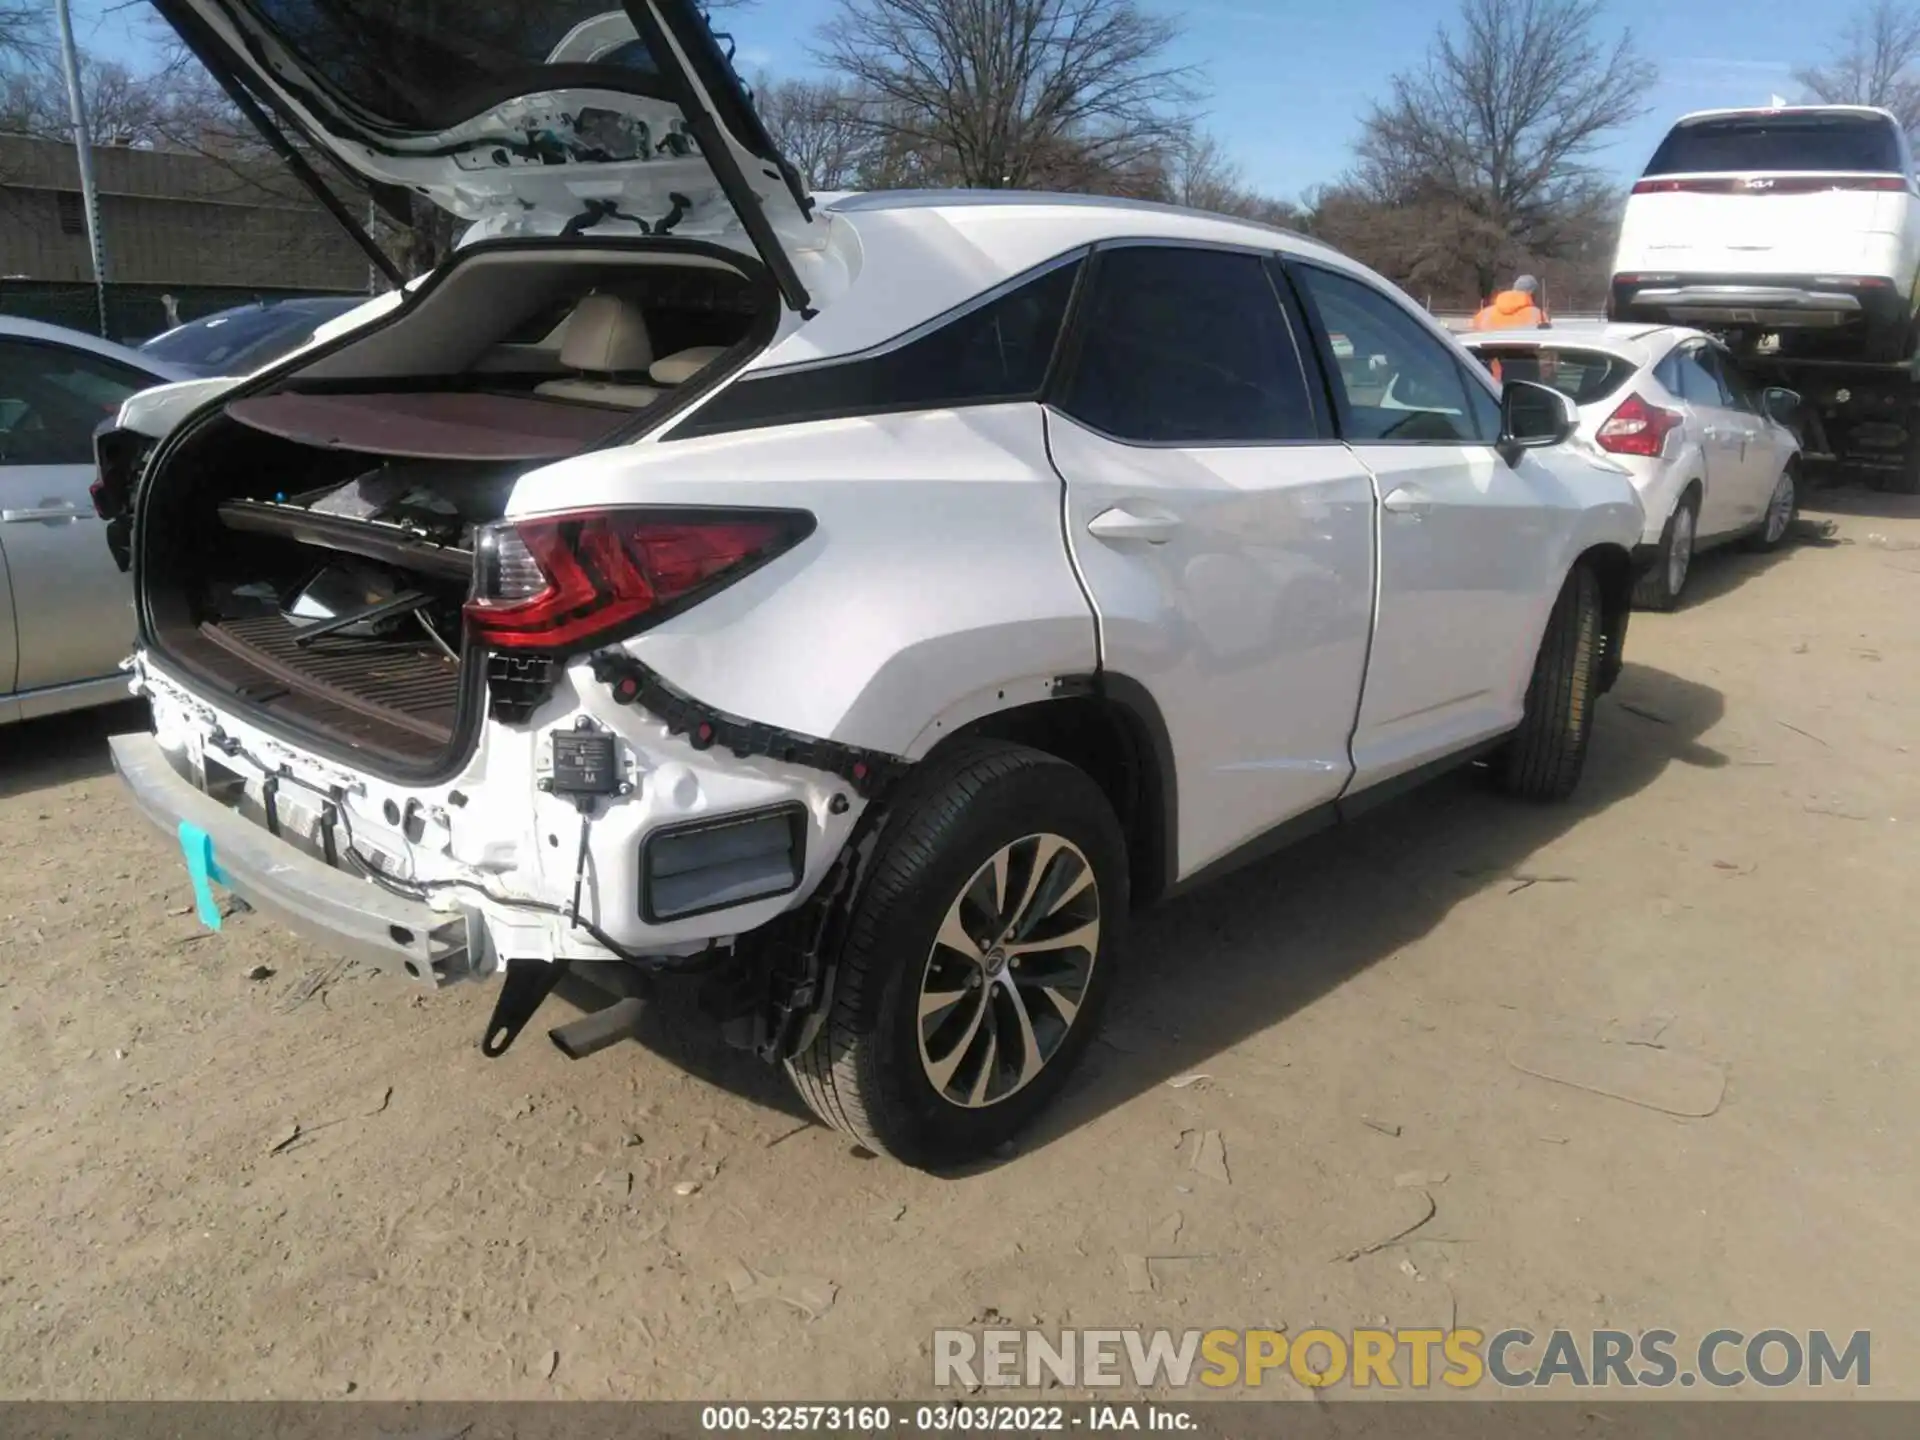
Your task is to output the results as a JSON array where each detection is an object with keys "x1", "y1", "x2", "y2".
[{"x1": 3, "y1": 489, "x2": 1916, "y2": 1403}]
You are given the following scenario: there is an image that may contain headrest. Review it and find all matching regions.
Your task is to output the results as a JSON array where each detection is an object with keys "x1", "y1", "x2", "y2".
[
  {"x1": 558, "y1": 294, "x2": 654, "y2": 375},
  {"x1": 648, "y1": 346, "x2": 728, "y2": 386}
]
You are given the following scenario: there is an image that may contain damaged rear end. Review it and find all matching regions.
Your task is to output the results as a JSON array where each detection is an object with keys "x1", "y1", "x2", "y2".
[{"x1": 113, "y1": 0, "x2": 874, "y2": 1057}]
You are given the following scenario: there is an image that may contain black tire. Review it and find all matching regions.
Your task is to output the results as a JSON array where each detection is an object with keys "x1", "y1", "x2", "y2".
[
  {"x1": 786, "y1": 742, "x2": 1127, "y2": 1168},
  {"x1": 1631, "y1": 492, "x2": 1697, "y2": 611},
  {"x1": 1744, "y1": 463, "x2": 1799, "y2": 552},
  {"x1": 1494, "y1": 564, "x2": 1603, "y2": 803}
]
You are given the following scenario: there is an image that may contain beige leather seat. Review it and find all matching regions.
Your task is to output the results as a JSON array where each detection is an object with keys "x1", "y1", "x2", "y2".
[
  {"x1": 648, "y1": 345, "x2": 727, "y2": 386},
  {"x1": 534, "y1": 294, "x2": 663, "y2": 408}
]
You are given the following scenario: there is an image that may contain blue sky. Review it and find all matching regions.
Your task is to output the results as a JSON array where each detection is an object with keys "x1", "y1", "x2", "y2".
[{"x1": 71, "y1": 0, "x2": 1824, "y2": 198}]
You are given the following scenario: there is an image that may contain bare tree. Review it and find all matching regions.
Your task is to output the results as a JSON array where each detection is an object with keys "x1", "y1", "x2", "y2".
[
  {"x1": 0, "y1": 0, "x2": 46, "y2": 70},
  {"x1": 814, "y1": 0, "x2": 1198, "y2": 191},
  {"x1": 755, "y1": 74, "x2": 874, "y2": 190},
  {"x1": 0, "y1": 56, "x2": 181, "y2": 145},
  {"x1": 1353, "y1": 0, "x2": 1653, "y2": 297},
  {"x1": 1796, "y1": 0, "x2": 1920, "y2": 135},
  {"x1": 1152, "y1": 128, "x2": 1300, "y2": 225}
]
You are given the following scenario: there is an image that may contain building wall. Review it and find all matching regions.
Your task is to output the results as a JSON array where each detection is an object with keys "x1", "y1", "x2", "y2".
[{"x1": 0, "y1": 134, "x2": 371, "y2": 292}]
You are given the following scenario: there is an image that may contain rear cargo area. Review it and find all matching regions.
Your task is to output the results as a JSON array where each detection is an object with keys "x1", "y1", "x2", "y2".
[{"x1": 135, "y1": 243, "x2": 772, "y2": 774}]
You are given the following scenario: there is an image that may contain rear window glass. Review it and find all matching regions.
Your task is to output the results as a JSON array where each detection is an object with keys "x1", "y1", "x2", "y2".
[
  {"x1": 242, "y1": 0, "x2": 673, "y2": 132},
  {"x1": 1644, "y1": 114, "x2": 1903, "y2": 175},
  {"x1": 672, "y1": 259, "x2": 1081, "y2": 438},
  {"x1": 140, "y1": 299, "x2": 362, "y2": 376},
  {"x1": 1469, "y1": 347, "x2": 1635, "y2": 405}
]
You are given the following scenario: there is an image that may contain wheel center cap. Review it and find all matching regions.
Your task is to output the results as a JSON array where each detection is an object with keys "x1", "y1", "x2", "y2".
[{"x1": 984, "y1": 947, "x2": 1009, "y2": 978}]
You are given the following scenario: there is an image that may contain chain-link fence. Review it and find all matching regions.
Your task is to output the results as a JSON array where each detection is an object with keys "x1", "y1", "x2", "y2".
[{"x1": 0, "y1": 278, "x2": 373, "y2": 346}]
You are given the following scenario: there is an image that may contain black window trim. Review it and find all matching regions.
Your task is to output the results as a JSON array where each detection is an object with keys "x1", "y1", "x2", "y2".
[
  {"x1": 665, "y1": 247, "x2": 1090, "y2": 439},
  {"x1": 1042, "y1": 237, "x2": 1336, "y2": 451},
  {"x1": 752, "y1": 246, "x2": 1090, "y2": 379},
  {"x1": 1284, "y1": 257, "x2": 1506, "y2": 449}
]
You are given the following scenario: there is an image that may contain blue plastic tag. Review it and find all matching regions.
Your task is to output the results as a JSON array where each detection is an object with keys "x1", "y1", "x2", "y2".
[{"x1": 177, "y1": 821, "x2": 228, "y2": 931}]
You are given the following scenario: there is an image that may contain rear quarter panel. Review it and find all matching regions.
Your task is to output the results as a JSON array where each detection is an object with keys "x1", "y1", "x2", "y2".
[{"x1": 501, "y1": 403, "x2": 1099, "y2": 756}]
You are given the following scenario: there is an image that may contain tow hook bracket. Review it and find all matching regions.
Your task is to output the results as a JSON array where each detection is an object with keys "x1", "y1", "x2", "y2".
[{"x1": 480, "y1": 956, "x2": 573, "y2": 1058}]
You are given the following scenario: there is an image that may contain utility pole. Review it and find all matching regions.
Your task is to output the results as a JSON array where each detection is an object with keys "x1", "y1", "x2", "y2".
[{"x1": 53, "y1": 0, "x2": 109, "y2": 337}]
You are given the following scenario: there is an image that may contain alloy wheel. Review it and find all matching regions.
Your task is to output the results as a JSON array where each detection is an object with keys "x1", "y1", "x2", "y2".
[
  {"x1": 1764, "y1": 472, "x2": 1795, "y2": 544},
  {"x1": 1668, "y1": 503, "x2": 1695, "y2": 597},
  {"x1": 916, "y1": 833, "x2": 1101, "y2": 1109}
]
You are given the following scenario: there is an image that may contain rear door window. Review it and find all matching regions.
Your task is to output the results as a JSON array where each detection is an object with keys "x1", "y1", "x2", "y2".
[
  {"x1": 1644, "y1": 113, "x2": 1903, "y2": 175},
  {"x1": 1060, "y1": 246, "x2": 1322, "y2": 445},
  {"x1": 1468, "y1": 347, "x2": 1637, "y2": 406},
  {"x1": 0, "y1": 341, "x2": 155, "y2": 465}
]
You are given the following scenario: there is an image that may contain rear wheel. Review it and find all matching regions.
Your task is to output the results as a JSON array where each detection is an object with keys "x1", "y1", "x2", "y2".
[
  {"x1": 1632, "y1": 493, "x2": 1697, "y2": 611},
  {"x1": 1745, "y1": 464, "x2": 1799, "y2": 551},
  {"x1": 1494, "y1": 565, "x2": 1603, "y2": 803},
  {"x1": 786, "y1": 743, "x2": 1126, "y2": 1168}
]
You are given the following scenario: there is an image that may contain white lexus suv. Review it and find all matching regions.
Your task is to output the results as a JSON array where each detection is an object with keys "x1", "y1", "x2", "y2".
[
  {"x1": 112, "y1": 0, "x2": 1646, "y2": 1166},
  {"x1": 1611, "y1": 105, "x2": 1920, "y2": 361}
]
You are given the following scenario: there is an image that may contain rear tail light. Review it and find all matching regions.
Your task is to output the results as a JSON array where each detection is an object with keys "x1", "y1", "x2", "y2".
[
  {"x1": 466, "y1": 507, "x2": 814, "y2": 653},
  {"x1": 1596, "y1": 394, "x2": 1684, "y2": 458},
  {"x1": 90, "y1": 425, "x2": 153, "y2": 520}
]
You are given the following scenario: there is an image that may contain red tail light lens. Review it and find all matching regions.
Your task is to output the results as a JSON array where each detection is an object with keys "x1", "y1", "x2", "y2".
[
  {"x1": 465, "y1": 508, "x2": 814, "y2": 653},
  {"x1": 1595, "y1": 394, "x2": 1683, "y2": 458}
]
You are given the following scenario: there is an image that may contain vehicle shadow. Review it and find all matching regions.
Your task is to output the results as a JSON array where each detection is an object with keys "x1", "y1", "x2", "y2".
[
  {"x1": 609, "y1": 662, "x2": 1729, "y2": 1150},
  {"x1": 1678, "y1": 514, "x2": 1845, "y2": 607},
  {"x1": 1801, "y1": 481, "x2": 1920, "y2": 525},
  {"x1": 1025, "y1": 661, "x2": 1726, "y2": 1159},
  {"x1": 0, "y1": 700, "x2": 149, "y2": 803}
]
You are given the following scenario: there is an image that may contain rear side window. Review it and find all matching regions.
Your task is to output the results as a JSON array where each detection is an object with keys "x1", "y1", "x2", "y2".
[
  {"x1": 1660, "y1": 344, "x2": 1734, "y2": 408},
  {"x1": 1469, "y1": 347, "x2": 1636, "y2": 406},
  {"x1": 1059, "y1": 246, "x2": 1320, "y2": 444},
  {"x1": 1644, "y1": 113, "x2": 1903, "y2": 174},
  {"x1": 670, "y1": 258, "x2": 1081, "y2": 438}
]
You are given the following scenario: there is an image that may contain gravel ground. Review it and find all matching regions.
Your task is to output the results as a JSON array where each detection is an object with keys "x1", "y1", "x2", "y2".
[{"x1": 2, "y1": 489, "x2": 1914, "y2": 1401}]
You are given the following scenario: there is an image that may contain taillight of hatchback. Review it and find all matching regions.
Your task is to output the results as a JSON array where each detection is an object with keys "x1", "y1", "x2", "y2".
[
  {"x1": 465, "y1": 508, "x2": 815, "y2": 653},
  {"x1": 1595, "y1": 394, "x2": 1684, "y2": 458}
]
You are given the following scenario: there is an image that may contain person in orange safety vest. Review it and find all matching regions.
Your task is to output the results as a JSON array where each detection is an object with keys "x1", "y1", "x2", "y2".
[{"x1": 1471, "y1": 274, "x2": 1547, "y2": 331}]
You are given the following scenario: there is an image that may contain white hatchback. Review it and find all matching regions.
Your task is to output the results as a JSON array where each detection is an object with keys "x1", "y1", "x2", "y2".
[{"x1": 1461, "y1": 324, "x2": 1803, "y2": 610}]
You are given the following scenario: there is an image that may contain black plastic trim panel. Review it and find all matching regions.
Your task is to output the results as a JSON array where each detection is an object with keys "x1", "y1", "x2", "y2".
[
  {"x1": 487, "y1": 653, "x2": 558, "y2": 723},
  {"x1": 590, "y1": 652, "x2": 909, "y2": 799}
]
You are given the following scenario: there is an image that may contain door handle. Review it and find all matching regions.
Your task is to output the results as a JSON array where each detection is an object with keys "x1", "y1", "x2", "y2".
[
  {"x1": 1087, "y1": 505, "x2": 1181, "y2": 544},
  {"x1": 1381, "y1": 485, "x2": 1432, "y2": 519},
  {"x1": 2, "y1": 503, "x2": 82, "y2": 523}
]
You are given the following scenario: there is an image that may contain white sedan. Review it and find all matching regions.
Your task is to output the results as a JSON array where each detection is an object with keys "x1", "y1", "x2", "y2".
[
  {"x1": 0, "y1": 317, "x2": 186, "y2": 725},
  {"x1": 1461, "y1": 323, "x2": 1802, "y2": 610}
]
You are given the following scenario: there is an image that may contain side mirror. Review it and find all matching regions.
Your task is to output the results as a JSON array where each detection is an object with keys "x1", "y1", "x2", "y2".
[
  {"x1": 1498, "y1": 379, "x2": 1577, "y2": 462},
  {"x1": 1762, "y1": 386, "x2": 1801, "y2": 425}
]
